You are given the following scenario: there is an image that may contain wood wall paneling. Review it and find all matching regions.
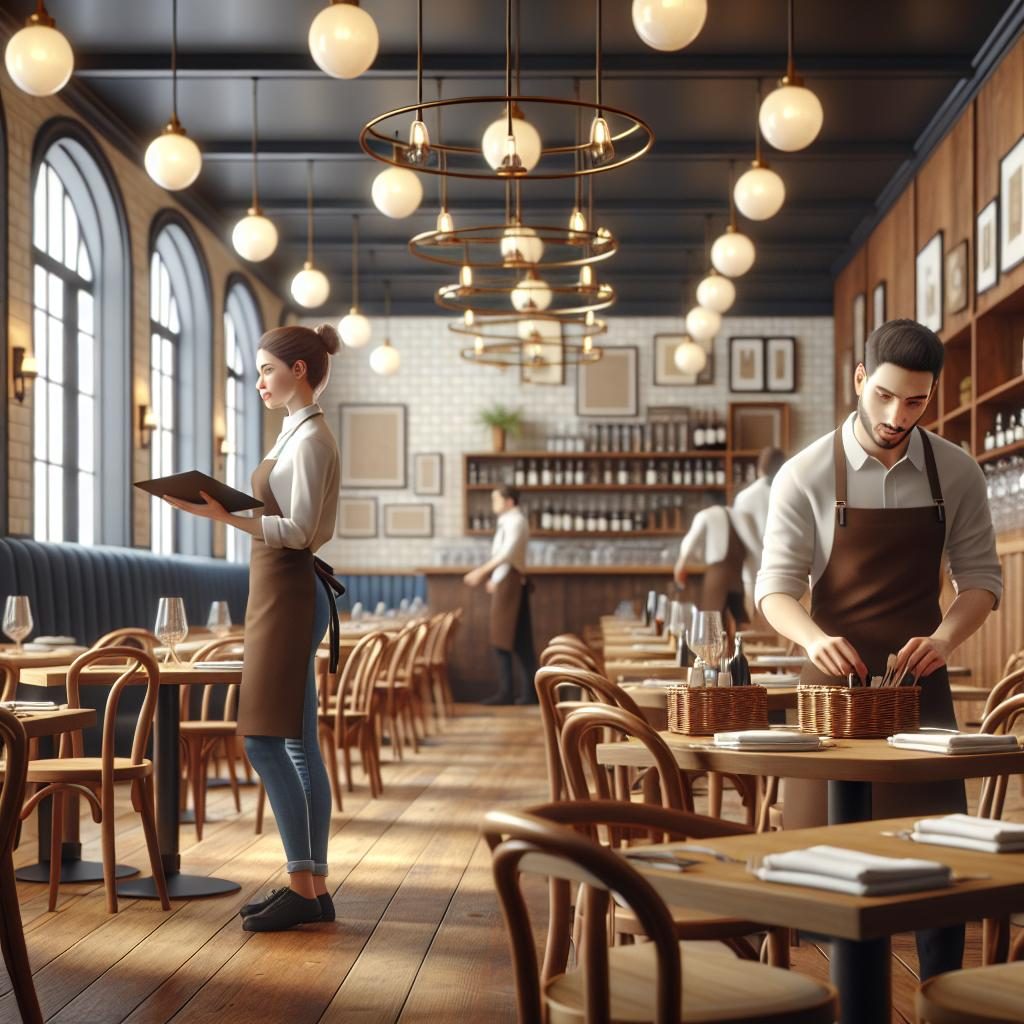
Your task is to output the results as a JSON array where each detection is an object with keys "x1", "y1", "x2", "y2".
[
  {"x1": 832, "y1": 248, "x2": 866, "y2": 417},
  {"x1": 867, "y1": 184, "x2": 917, "y2": 323}
]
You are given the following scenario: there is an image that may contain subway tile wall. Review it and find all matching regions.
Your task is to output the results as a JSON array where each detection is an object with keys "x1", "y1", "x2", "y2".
[{"x1": 315, "y1": 315, "x2": 835, "y2": 570}]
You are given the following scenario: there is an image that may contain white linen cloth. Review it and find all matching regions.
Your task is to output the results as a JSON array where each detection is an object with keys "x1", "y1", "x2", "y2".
[
  {"x1": 713, "y1": 730, "x2": 823, "y2": 751},
  {"x1": 888, "y1": 732, "x2": 1020, "y2": 754},
  {"x1": 909, "y1": 814, "x2": 1024, "y2": 853}
]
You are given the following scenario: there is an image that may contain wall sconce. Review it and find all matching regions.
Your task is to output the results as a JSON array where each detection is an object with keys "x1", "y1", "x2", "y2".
[
  {"x1": 139, "y1": 404, "x2": 158, "y2": 448},
  {"x1": 12, "y1": 346, "x2": 38, "y2": 403},
  {"x1": 219, "y1": 437, "x2": 234, "y2": 456}
]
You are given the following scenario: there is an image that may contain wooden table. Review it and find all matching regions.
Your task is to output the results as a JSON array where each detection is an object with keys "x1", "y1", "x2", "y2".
[
  {"x1": 6, "y1": 705, "x2": 95, "y2": 739},
  {"x1": 620, "y1": 816, "x2": 1024, "y2": 1023},
  {"x1": 0, "y1": 646, "x2": 88, "y2": 700},
  {"x1": 20, "y1": 662, "x2": 243, "y2": 900}
]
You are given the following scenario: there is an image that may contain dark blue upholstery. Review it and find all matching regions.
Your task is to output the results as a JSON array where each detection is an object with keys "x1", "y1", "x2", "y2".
[{"x1": 335, "y1": 573, "x2": 426, "y2": 613}]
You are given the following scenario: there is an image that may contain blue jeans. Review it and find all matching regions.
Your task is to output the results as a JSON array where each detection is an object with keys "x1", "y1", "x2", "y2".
[{"x1": 244, "y1": 581, "x2": 333, "y2": 875}]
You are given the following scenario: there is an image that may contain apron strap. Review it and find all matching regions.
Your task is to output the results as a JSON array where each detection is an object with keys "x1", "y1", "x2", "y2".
[
  {"x1": 918, "y1": 429, "x2": 946, "y2": 523},
  {"x1": 313, "y1": 556, "x2": 346, "y2": 673},
  {"x1": 832, "y1": 428, "x2": 849, "y2": 526}
]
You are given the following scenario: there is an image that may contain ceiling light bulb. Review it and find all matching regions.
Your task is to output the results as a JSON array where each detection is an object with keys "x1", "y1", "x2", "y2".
[
  {"x1": 585, "y1": 309, "x2": 596, "y2": 327},
  {"x1": 579, "y1": 265, "x2": 594, "y2": 289},
  {"x1": 144, "y1": 119, "x2": 203, "y2": 191},
  {"x1": 407, "y1": 119, "x2": 431, "y2": 166},
  {"x1": 501, "y1": 224, "x2": 545, "y2": 265},
  {"x1": 511, "y1": 274, "x2": 552, "y2": 313},
  {"x1": 371, "y1": 165, "x2": 423, "y2": 218},
  {"x1": 4, "y1": 8, "x2": 73, "y2": 96},
  {"x1": 527, "y1": 341, "x2": 544, "y2": 364},
  {"x1": 568, "y1": 207, "x2": 588, "y2": 235},
  {"x1": 673, "y1": 336, "x2": 708, "y2": 374},
  {"x1": 436, "y1": 208, "x2": 454, "y2": 235},
  {"x1": 290, "y1": 261, "x2": 330, "y2": 308},
  {"x1": 474, "y1": 335, "x2": 484, "y2": 355},
  {"x1": 711, "y1": 226, "x2": 756, "y2": 278},
  {"x1": 482, "y1": 108, "x2": 542, "y2": 172},
  {"x1": 369, "y1": 340, "x2": 400, "y2": 376},
  {"x1": 588, "y1": 116, "x2": 615, "y2": 166},
  {"x1": 759, "y1": 78, "x2": 824, "y2": 153},
  {"x1": 632, "y1": 0, "x2": 707, "y2": 51},
  {"x1": 583, "y1": 335, "x2": 594, "y2": 355},
  {"x1": 232, "y1": 208, "x2": 279, "y2": 262},
  {"x1": 308, "y1": 1, "x2": 379, "y2": 79},
  {"x1": 496, "y1": 134, "x2": 524, "y2": 177},
  {"x1": 685, "y1": 305, "x2": 721, "y2": 342},
  {"x1": 734, "y1": 161, "x2": 786, "y2": 220},
  {"x1": 463, "y1": 309, "x2": 475, "y2": 327},
  {"x1": 459, "y1": 264, "x2": 474, "y2": 289},
  {"x1": 339, "y1": 308, "x2": 372, "y2": 348},
  {"x1": 695, "y1": 271, "x2": 735, "y2": 314}
]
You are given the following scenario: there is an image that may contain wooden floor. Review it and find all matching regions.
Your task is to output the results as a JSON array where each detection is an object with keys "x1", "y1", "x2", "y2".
[{"x1": 1, "y1": 706, "x2": 1021, "y2": 1023}]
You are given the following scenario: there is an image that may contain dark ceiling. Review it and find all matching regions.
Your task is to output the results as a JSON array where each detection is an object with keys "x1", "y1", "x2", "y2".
[{"x1": 10, "y1": 0, "x2": 1021, "y2": 316}]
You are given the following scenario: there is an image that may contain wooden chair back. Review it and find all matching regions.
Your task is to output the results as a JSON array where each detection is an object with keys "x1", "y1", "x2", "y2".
[
  {"x1": 982, "y1": 666, "x2": 1024, "y2": 720},
  {"x1": 434, "y1": 609, "x2": 461, "y2": 667},
  {"x1": 540, "y1": 645, "x2": 602, "y2": 673},
  {"x1": 92, "y1": 628, "x2": 160, "y2": 655},
  {"x1": 419, "y1": 613, "x2": 447, "y2": 668},
  {"x1": 978, "y1": 693, "x2": 1024, "y2": 819},
  {"x1": 187, "y1": 638, "x2": 245, "y2": 721},
  {"x1": 0, "y1": 708, "x2": 28, "y2": 859},
  {"x1": 338, "y1": 631, "x2": 388, "y2": 721},
  {"x1": 0, "y1": 664, "x2": 17, "y2": 703}
]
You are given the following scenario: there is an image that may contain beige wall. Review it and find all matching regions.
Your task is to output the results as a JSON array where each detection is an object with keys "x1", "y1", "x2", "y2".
[{"x1": 0, "y1": 68, "x2": 286, "y2": 550}]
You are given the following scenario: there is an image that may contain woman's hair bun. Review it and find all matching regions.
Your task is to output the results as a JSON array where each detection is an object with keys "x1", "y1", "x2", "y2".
[{"x1": 315, "y1": 322, "x2": 341, "y2": 355}]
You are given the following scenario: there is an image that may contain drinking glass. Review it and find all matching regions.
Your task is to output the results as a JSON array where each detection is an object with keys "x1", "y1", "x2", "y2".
[
  {"x1": 155, "y1": 597, "x2": 189, "y2": 664},
  {"x1": 350, "y1": 602, "x2": 364, "y2": 622},
  {"x1": 2, "y1": 595, "x2": 33, "y2": 652},
  {"x1": 690, "y1": 610, "x2": 725, "y2": 670},
  {"x1": 374, "y1": 601, "x2": 387, "y2": 618},
  {"x1": 654, "y1": 594, "x2": 669, "y2": 636},
  {"x1": 668, "y1": 600, "x2": 683, "y2": 640},
  {"x1": 207, "y1": 600, "x2": 232, "y2": 638}
]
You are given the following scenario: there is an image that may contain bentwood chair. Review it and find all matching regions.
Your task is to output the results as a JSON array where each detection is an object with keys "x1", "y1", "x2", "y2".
[
  {"x1": 20, "y1": 647, "x2": 170, "y2": 913},
  {"x1": 92, "y1": 628, "x2": 160, "y2": 656},
  {"x1": 376, "y1": 621, "x2": 429, "y2": 760},
  {"x1": 916, "y1": 962, "x2": 1024, "y2": 1023},
  {"x1": 482, "y1": 805, "x2": 837, "y2": 1024},
  {"x1": 0, "y1": 708, "x2": 43, "y2": 1024}
]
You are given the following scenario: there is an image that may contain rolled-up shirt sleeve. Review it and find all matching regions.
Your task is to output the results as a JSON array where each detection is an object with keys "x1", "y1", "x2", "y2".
[
  {"x1": 755, "y1": 463, "x2": 814, "y2": 608},
  {"x1": 260, "y1": 438, "x2": 333, "y2": 550},
  {"x1": 946, "y1": 461, "x2": 1002, "y2": 608}
]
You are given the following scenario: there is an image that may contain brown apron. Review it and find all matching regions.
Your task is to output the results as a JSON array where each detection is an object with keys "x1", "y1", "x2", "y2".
[
  {"x1": 784, "y1": 427, "x2": 967, "y2": 827},
  {"x1": 700, "y1": 509, "x2": 749, "y2": 627},
  {"x1": 490, "y1": 568, "x2": 527, "y2": 652}
]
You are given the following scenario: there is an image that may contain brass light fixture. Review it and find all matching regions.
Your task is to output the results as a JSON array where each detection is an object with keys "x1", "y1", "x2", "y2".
[
  {"x1": 231, "y1": 78, "x2": 279, "y2": 262},
  {"x1": 369, "y1": 280, "x2": 400, "y2": 376},
  {"x1": 734, "y1": 80, "x2": 786, "y2": 222},
  {"x1": 711, "y1": 162, "x2": 757, "y2": 278},
  {"x1": 339, "y1": 216, "x2": 372, "y2": 348},
  {"x1": 12, "y1": 346, "x2": 38, "y2": 403},
  {"x1": 139, "y1": 404, "x2": 158, "y2": 448},
  {"x1": 290, "y1": 161, "x2": 331, "y2": 308}
]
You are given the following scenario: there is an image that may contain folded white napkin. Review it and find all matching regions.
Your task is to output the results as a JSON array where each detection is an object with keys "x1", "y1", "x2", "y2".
[
  {"x1": 909, "y1": 832, "x2": 1024, "y2": 854},
  {"x1": 752, "y1": 655, "x2": 807, "y2": 666},
  {"x1": 755, "y1": 866, "x2": 952, "y2": 896},
  {"x1": 751, "y1": 672, "x2": 801, "y2": 687},
  {"x1": 191, "y1": 660, "x2": 245, "y2": 671},
  {"x1": 910, "y1": 814, "x2": 1024, "y2": 852},
  {"x1": 0, "y1": 700, "x2": 59, "y2": 711},
  {"x1": 33, "y1": 635, "x2": 76, "y2": 645},
  {"x1": 714, "y1": 730, "x2": 813, "y2": 745},
  {"x1": 640, "y1": 678, "x2": 683, "y2": 687},
  {"x1": 888, "y1": 732, "x2": 1020, "y2": 755},
  {"x1": 629, "y1": 643, "x2": 672, "y2": 652}
]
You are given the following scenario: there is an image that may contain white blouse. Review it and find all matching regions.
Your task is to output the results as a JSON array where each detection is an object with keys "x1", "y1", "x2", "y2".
[
  {"x1": 259, "y1": 404, "x2": 340, "y2": 553},
  {"x1": 490, "y1": 506, "x2": 530, "y2": 584}
]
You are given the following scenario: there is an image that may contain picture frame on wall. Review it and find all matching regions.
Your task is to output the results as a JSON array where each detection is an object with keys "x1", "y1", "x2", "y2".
[
  {"x1": 653, "y1": 333, "x2": 713, "y2": 386},
  {"x1": 765, "y1": 337, "x2": 797, "y2": 393},
  {"x1": 577, "y1": 346, "x2": 639, "y2": 417},
  {"x1": 383, "y1": 503, "x2": 434, "y2": 538},
  {"x1": 520, "y1": 320, "x2": 565, "y2": 386},
  {"x1": 945, "y1": 239, "x2": 969, "y2": 315},
  {"x1": 336, "y1": 496, "x2": 377, "y2": 538},
  {"x1": 413, "y1": 452, "x2": 443, "y2": 496},
  {"x1": 852, "y1": 292, "x2": 867, "y2": 366},
  {"x1": 871, "y1": 281, "x2": 886, "y2": 334},
  {"x1": 1000, "y1": 134, "x2": 1024, "y2": 274},
  {"x1": 730, "y1": 402, "x2": 790, "y2": 451},
  {"x1": 729, "y1": 337, "x2": 765, "y2": 393},
  {"x1": 339, "y1": 404, "x2": 407, "y2": 489},
  {"x1": 976, "y1": 197, "x2": 999, "y2": 295},
  {"x1": 915, "y1": 231, "x2": 944, "y2": 333}
]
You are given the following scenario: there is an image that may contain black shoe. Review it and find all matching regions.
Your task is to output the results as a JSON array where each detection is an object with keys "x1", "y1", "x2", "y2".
[
  {"x1": 242, "y1": 888, "x2": 322, "y2": 932},
  {"x1": 240, "y1": 886, "x2": 289, "y2": 919},
  {"x1": 317, "y1": 892, "x2": 336, "y2": 922}
]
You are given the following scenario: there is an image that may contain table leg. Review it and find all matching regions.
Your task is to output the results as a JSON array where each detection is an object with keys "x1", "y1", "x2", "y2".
[
  {"x1": 118, "y1": 682, "x2": 239, "y2": 900},
  {"x1": 827, "y1": 779, "x2": 871, "y2": 826},
  {"x1": 831, "y1": 937, "x2": 891, "y2": 1023}
]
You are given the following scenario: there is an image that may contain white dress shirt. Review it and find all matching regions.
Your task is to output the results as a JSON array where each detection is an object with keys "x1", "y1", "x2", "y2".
[
  {"x1": 490, "y1": 506, "x2": 530, "y2": 584},
  {"x1": 259, "y1": 404, "x2": 340, "y2": 553},
  {"x1": 755, "y1": 414, "x2": 1002, "y2": 609},
  {"x1": 678, "y1": 505, "x2": 735, "y2": 567},
  {"x1": 732, "y1": 476, "x2": 773, "y2": 589}
]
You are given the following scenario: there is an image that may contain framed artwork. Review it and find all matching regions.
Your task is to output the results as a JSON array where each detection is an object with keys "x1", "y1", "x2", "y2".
[
  {"x1": 336, "y1": 497, "x2": 377, "y2": 538},
  {"x1": 765, "y1": 337, "x2": 797, "y2": 393},
  {"x1": 653, "y1": 334, "x2": 713, "y2": 386},
  {"x1": 729, "y1": 337, "x2": 765, "y2": 392},
  {"x1": 915, "y1": 231, "x2": 944, "y2": 333},
  {"x1": 413, "y1": 452, "x2": 443, "y2": 496},
  {"x1": 945, "y1": 239, "x2": 969, "y2": 315},
  {"x1": 577, "y1": 346, "x2": 639, "y2": 417},
  {"x1": 1000, "y1": 134, "x2": 1024, "y2": 274},
  {"x1": 977, "y1": 197, "x2": 999, "y2": 295},
  {"x1": 520, "y1": 320, "x2": 565, "y2": 386},
  {"x1": 871, "y1": 281, "x2": 886, "y2": 334},
  {"x1": 383, "y1": 503, "x2": 434, "y2": 538},
  {"x1": 852, "y1": 292, "x2": 867, "y2": 367},
  {"x1": 730, "y1": 402, "x2": 791, "y2": 451},
  {"x1": 339, "y1": 404, "x2": 407, "y2": 489}
]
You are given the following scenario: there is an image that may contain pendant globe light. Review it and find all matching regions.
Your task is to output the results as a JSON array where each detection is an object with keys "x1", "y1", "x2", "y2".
[
  {"x1": 735, "y1": 81, "x2": 786, "y2": 221},
  {"x1": 290, "y1": 162, "x2": 330, "y2": 309},
  {"x1": 339, "y1": 215, "x2": 372, "y2": 348},
  {"x1": 759, "y1": 0, "x2": 823, "y2": 153},
  {"x1": 674, "y1": 335, "x2": 708, "y2": 375},
  {"x1": 695, "y1": 215, "x2": 735, "y2": 314},
  {"x1": 370, "y1": 280, "x2": 400, "y2": 376},
  {"x1": 308, "y1": 0, "x2": 379, "y2": 80},
  {"x1": 145, "y1": 0, "x2": 202, "y2": 192},
  {"x1": 511, "y1": 271, "x2": 553, "y2": 313},
  {"x1": 685, "y1": 304, "x2": 720, "y2": 342},
  {"x1": 232, "y1": 79, "x2": 279, "y2": 262},
  {"x1": 711, "y1": 163, "x2": 756, "y2": 278},
  {"x1": 632, "y1": 0, "x2": 707, "y2": 51},
  {"x1": 4, "y1": 1, "x2": 73, "y2": 97}
]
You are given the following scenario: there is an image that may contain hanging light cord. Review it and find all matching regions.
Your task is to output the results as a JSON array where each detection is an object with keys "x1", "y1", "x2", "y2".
[
  {"x1": 171, "y1": 0, "x2": 179, "y2": 121},
  {"x1": 754, "y1": 79, "x2": 762, "y2": 163},
  {"x1": 728, "y1": 160, "x2": 737, "y2": 229},
  {"x1": 504, "y1": 0, "x2": 513, "y2": 135},
  {"x1": 514, "y1": 0, "x2": 522, "y2": 99},
  {"x1": 416, "y1": 0, "x2": 424, "y2": 119},
  {"x1": 786, "y1": 0, "x2": 795, "y2": 79},
  {"x1": 437, "y1": 78, "x2": 448, "y2": 208},
  {"x1": 573, "y1": 78, "x2": 582, "y2": 210},
  {"x1": 704, "y1": 214, "x2": 712, "y2": 268},
  {"x1": 306, "y1": 161, "x2": 314, "y2": 265},
  {"x1": 250, "y1": 78, "x2": 260, "y2": 209},
  {"x1": 384, "y1": 279, "x2": 392, "y2": 340},
  {"x1": 594, "y1": 0, "x2": 603, "y2": 116},
  {"x1": 351, "y1": 215, "x2": 360, "y2": 309}
]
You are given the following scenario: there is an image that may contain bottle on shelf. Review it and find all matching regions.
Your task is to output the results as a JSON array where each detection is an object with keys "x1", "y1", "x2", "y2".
[
  {"x1": 574, "y1": 459, "x2": 585, "y2": 485},
  {"x1": 617, "y1": 459, "x2": 629, "y2": 486},
  {"x1": 671, "y1": 460, "x2": 683, "y2": 486},
  {"x1": 995, "y1": 412, "x2": 1006, "y2": 449},
  {"x1": 683, "y1": 459, "x2": 694, "y2": 486},
  {"x1": 585, "y1": 502, "x2": 597, "y2": 532},
  {"x1": 526, "y1": 459, "x2": 539, "y2": 486},
  {"x1": 541, "y1": 459, "x2": 553, "y2": 486},
  {"x1": 553, "y1": 460, "x2": 564, "y2": 486},
  {"x1": 715, "y1": 411, "x2": 728, "y2": 449},
  {"x1": 621, "y1": 495, "x2": 634, "y2": 531},
  {"x1": 694, "y1": 460, "x2": 705, "y2": 486},
  {"x1": 561, "y1": 501, "x2": 573, "y2": 532},
  {"x1": 727, "y1": 634, "x2": 751, "y2": 687},
  {"x1": 983, "y1": 426, "x2": 995, "y2": 452},
  {"x1": 468, "y1": 462, "x2": 479, "y2": 485},
  {"x1": 693, "y1": 413, "x2": 706, "y2": 450},
  {"x1": 645, "y1": 459, "x2": 657, "y2": 485},
  {"x1": 597, "y1": 501, "x2": 609, "y2": 532},
  {"x1": 573, "y1": 500, "x2": 585, "y2": 532},
  {"x1": 715, "y1": 461, "x2": 726, "y2": 486}
]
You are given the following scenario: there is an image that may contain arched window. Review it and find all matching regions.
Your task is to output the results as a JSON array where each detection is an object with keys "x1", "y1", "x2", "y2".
[{"x1": 149, "y1": 251, "x2": 179, "y2": 555}]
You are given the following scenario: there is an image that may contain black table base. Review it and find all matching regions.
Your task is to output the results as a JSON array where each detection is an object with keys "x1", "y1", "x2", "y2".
[
  {"x1": 17, "y1": 856, "x2": 137, "y2": 884},
  {"x1": 119, "y1": 873, "x2": 240, "y2": 900}
]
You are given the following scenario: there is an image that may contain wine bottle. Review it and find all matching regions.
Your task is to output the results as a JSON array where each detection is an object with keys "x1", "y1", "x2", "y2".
[
  {"x1": 675, "y1": 627, "x2": 694, "y2": 668},
  {"x1": 727, "y1": 635, "x2": 751, "y2": 687},
  {"x1": 715, "y1": 413, "x2": 727, "y2": 449}
]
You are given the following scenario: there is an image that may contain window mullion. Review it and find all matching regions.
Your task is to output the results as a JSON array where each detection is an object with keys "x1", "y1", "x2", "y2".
[{"x1": 63, "y1": 276, "x2": 80, "y2": 542}]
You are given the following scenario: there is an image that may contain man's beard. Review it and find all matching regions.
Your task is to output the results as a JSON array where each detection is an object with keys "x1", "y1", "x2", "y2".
[{"x1": 856, "y1": 398, "x2": 920, "y2": 450}]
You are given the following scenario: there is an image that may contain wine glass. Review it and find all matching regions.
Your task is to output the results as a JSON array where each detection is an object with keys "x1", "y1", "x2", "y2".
[
  {"x1": 654, "y1": 594, "x2": 668, "y2": 636},
  {"x1": 3, "y1": 595, "x2": 33, "y2": 652},
  {"x1": 155, "y1": 597, "x2": 189, "y2": 665},
  {"x1": 691, "y1": 610, "x2": 725, "y2": 673},
  {"x1": 207, "y1": 600, "x2": 232, "y2": 638}
]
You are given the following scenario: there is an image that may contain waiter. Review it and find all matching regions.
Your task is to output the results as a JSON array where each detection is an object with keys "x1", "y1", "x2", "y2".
[
  {"x1": 463, "y1": 485, "x2": 538, "y2": 705},
  {"x1": 732, "y1": 446, "x2": 786, "y2": 616},
  {"x1": 756, "y1": 318, "x2": 1001, "y2": 980}
]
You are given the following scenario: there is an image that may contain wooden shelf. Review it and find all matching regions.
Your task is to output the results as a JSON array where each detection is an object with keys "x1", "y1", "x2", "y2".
[
  {"x1": 465, "y1": 450, "x2": 727, "y2": 459},
  {"x1": 465, "y1": 483, "x2": 727, "y2": 492},
  {"x1": 465, "y1": 529, "x2": 684, "y2": 539},
  {"x1": 977, "y1": 438, "x2": 1024, "y2": 464},
  {"x1": 977, "y1": 373, "x2": 1024, "y2": 405},
  {"x1": 942, "y1": 403, "x2": 972, "y2": 423}
]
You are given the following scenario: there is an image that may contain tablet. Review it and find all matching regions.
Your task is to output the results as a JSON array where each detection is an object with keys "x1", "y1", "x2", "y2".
[{"x1": 134, "y1": 470, "x2": 263, "y2": 513}]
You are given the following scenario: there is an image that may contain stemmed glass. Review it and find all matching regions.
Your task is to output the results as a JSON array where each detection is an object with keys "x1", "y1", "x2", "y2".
[
  {"x1": 155, "y1": 597, "x2": 189, "y2": 665},
  {"x1": 2, "y1": 596, "x2": 33, "y2": 652},
  {"x1": 690, "y1": 611, "x2": 725, "y2": 677},
  {"x1": 207, "y1": 600, "x2": 232, "y2": 638}
]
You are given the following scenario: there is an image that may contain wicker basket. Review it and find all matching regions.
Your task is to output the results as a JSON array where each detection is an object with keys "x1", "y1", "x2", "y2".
[
  {"x1": 666, "y1": 684, "x2": 769, "y2": 736},
  {"x1": 797, "y1": 685, "x2": 920, "y2": 738}
]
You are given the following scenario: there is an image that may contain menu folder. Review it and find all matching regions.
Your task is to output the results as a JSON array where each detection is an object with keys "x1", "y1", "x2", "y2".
[{"x1": 134, "y1": 470, "x2": 263, "y2": 513}]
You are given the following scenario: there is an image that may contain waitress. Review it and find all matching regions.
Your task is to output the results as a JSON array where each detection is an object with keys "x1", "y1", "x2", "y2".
[
  {"x1": 164, "y1": 323, "x2": 343, "y2": 933},
  {"x1": 756, "y1": 318, "x2": 1001, "y2": 980}
]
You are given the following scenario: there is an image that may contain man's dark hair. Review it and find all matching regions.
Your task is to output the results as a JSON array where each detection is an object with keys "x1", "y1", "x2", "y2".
[
  {"x1": 757, "y1": 447, "x2": 787, "y2": 483},
  {"x1": 494, "y1": 484, "x2": 519, "y2": 506},
  {"x1": 864, "y1": 319, "x2": 944, "y2": 380}
]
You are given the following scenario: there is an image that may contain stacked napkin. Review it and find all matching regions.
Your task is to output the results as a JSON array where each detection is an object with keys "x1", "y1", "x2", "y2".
[
  {"x1": 910, "y1": 814, "x2": 1024, "y2": 853},
  {"x1": 755, "y1": 844, "x2": 951, "y2": 895},
  {"x1": 750, "y1": 672, "x2": 801, "y2": 687},
  {"x1": 191, "y1": 660, "x2": 245, "y2": 671},
  {"x1": 888, "y1": 731, "x2": 1021, "y2": 755},
  {"x1": 640, "y1": 677, "x2": 683, "y2": 687},
  {"x1": 713, "y1": 730, "x2": 823, "y2": 751},
  {"x1": 0, "y1": 700, "x2": 59, "y2": 711}
]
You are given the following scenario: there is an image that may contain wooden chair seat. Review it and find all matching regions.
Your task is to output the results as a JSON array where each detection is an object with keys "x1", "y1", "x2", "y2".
[
  {"x1": 612, "y1": 903, "x2": 773, "y2": 944},
  {"x1": 916, "y1": 962, "x2": 1024, "y2": 1023},
  {"x1": 27, "y1": 757, "x2": 152, "y2": 783},
  {"x1": 546, "y1": 940, "x2": 835, "y2": 1024}
]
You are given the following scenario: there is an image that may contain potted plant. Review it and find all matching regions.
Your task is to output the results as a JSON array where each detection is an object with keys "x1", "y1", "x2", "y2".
[{"x1": 478, "y1": 404, "x2": 523, "y2": 453}]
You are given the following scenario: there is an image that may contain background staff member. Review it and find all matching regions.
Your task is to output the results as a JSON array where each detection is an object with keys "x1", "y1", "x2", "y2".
[
  {"x1": 756, "y1": 319, "x2": 1001, "y2": 980},
  {"x1": 464, "y1": 486, "x2": 538, "y2": 705},
  {"x1": 732, "y1": 446, "x2": 787, "y2": 617}
]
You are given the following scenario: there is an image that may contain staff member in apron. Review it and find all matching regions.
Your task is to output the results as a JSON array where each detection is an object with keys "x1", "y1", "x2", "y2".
[
  {"x1": 164, "y1": 323, "x2": 343, "y2": 933},
  {"x1": 756, "y1": 319, "x2": 1001, "y2": 980},
  {"x1": 732, "y1": 446, "x2": 786, "y2": 617},
  {"x1": 463, "y1": 485, "x2": 538, "y2": 705}
]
